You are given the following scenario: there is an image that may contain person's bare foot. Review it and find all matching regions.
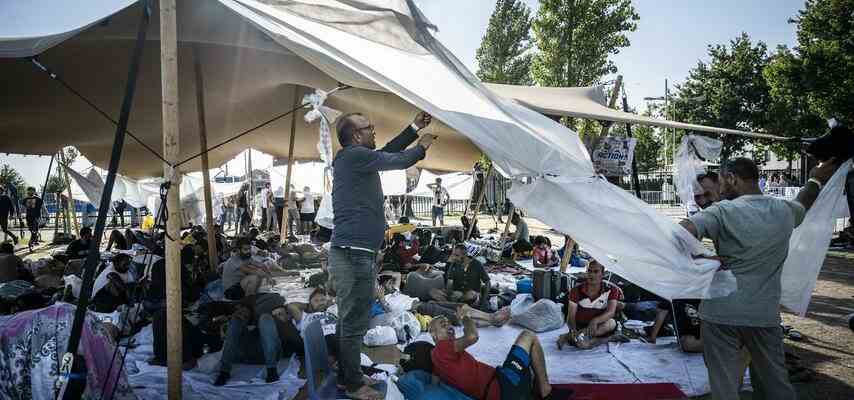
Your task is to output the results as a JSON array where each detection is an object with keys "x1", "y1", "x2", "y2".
[{"x1": 345, "y1": 384, "x2": 384, "y2": 400}]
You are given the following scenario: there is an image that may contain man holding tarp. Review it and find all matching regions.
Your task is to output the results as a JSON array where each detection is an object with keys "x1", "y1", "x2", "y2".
[
  {"x1": 330, "y1": 111, "x2": 433, "y2": 400},
  {"x1": 679, "y1": 157, "x2": 837, "y2": 400}
]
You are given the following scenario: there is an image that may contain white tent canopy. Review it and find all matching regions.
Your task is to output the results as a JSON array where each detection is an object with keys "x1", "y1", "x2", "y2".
[
  {"x1": 410, "y1": 170, "x2": 473, "y2": 200},
  {"x1": 1, "y1": 0, "x2": 745, "y2": 301}
]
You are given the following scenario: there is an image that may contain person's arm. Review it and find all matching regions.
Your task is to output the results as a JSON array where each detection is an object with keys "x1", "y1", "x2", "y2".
[
  {"x1": 353, "y1": 145, "x2": 427, "y2": 172},
  {"x1": 588, "y1": 299, "x2": 619, "y2": 326},
  {"x1": 286, "y1": 302, "x2": 307, "y2": 321},
  {"x1": 679, "y1": 219, "x2": 699, "y2": 239},
  {"x1": 454, "y1": 314, "x2": 479, "y2": 352},
  {"x1": 649, "y1": 308, "x2": 669, "y2": 344},
  {"x1": 379, "y1": 125, "x2": 419, "y2": 153},
  {"x1": 796, "y1": 157, "x2": 839, "y2": 212}
]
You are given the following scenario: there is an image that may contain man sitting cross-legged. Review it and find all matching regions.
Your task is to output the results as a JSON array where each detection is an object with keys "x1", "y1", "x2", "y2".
[
  {"x1": 557, "y1": 260, "x2": 625, "y2": 350},
  {"x1": 429, "y1": 244, "x2": 489, "y2": 307},
  {"x1": 428, "y1": 308, "x2": 574, "y2": 400}
]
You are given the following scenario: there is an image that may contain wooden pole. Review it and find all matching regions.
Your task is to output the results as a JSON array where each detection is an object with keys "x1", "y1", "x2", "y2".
[
  {"x1": 466, "y1": 166, "x2": 492, "y2": 240},
  {"x1": 193, "y1": 45, "x2": 219, "y2": 270},
  {"x1": 586, "y1": 75, "x2": 623, "y2": 151},
  {"x1": 280, "y1": 86, "x2": 300, "y2": 239},
  {"x1": 58, "y1": 149, "x2": 79, "y2": 235},
  {"x1": 248, "y1": 149, "x2": 254, "y2": 224},
  {"x1": 558, "y1": 235, "x2": 575, "y2": 273},
  {"x1": 159, "y1": 0, "x2": 183, "y2": 397}
]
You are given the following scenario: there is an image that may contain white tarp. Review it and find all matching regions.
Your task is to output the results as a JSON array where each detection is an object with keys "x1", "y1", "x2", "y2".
[
  {"x1": 206, "y1": 0, "x2": 738, "y2": 300},
  {"x1": 780, "y1": 160, "x2": 852, "y2": 315},
  {"x1": 675, "y1": 135, "x2": 723, "y2": 213}
]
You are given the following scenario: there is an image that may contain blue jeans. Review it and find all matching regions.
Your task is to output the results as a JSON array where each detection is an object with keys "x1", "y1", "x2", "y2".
[
  {"x1": 328, "y1": 246, "x2": 377, "y2": 392},
  {"x1": 219, "y1": 314, "x2": 282, "y2": 372}
]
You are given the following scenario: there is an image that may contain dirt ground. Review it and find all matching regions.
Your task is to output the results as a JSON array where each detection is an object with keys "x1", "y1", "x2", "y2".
[{"x1": 12, "y1": 215, "x2": 854, "y2": 399}]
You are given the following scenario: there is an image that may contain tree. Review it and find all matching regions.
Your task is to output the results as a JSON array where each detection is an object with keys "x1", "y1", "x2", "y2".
[
  {"x1": 476, "y1": 0, "x2": 534, "y2": 85},
  {"x1": 531, "y1": 0, "x2": 639, "y2": 89},
  {"x1": 673, "y1": 33, "x2": 773, "y2": 160},
  {"x1": 0, "y1": 164, "x2": 26, "y2": 200},
  {"x1": 45, "y1": 175, "x2": 68, "y2": 195}
]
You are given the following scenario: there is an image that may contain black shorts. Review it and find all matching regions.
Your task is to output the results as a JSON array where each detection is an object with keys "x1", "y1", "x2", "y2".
[
  {"x1": 496, "y1": 345, "x2": 533, "y2": 400},
  {"x1": 224, "y1": 283, "x2": 245, "y2": 301},
  {"x1": 300, "y1": 212, "x2": 315, "y2": 222}
]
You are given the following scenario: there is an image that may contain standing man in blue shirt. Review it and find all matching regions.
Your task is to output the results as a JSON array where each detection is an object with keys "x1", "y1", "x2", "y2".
[{"x1": 330, "y1": 111, "x2": 433, "y2": 400}]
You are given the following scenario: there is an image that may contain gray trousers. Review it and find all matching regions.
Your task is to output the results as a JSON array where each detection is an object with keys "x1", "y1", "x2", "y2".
[
  {"x1": 328, "y1": 246, "x2": 376, "y2": 392},
  {"x1": 701, "y1": 321, "x2": 795, "y2": 400}
]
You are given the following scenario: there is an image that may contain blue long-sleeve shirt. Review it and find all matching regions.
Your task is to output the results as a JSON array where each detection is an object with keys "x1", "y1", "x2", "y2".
[{"x1": 331, "y1": 126, "x2": 425, "y2": 251}]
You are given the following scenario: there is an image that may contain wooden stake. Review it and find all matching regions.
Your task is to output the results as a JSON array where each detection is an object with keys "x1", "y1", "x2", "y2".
[
  {"x1": 500, "y1": 205, "x2": 515, "y2": 249},
  {"x1": 586, "y1": 75, "x2": 623, "y2": 151},
  {"x1": 280, "y1": 86, "x2": 300, "y2": 239},
  {"x1": 559, "y1": 235, "x2": 575, "y2": 273},
  {"x1": 193, "y1": 44, "x2": 219, "y2": 270},
  {"x1": 159, "y1": 0, "x2": 183, "y2": 397},
  {"x1": 58, "y1": 149, "x2": 79, "y2": 235},
  {"x1": 466, "y1": 166, "x2": 492, "y2": 240}
]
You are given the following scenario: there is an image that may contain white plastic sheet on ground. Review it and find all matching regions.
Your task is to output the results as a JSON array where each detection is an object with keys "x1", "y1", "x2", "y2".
[
  {"x1": 675, "y1": 135, "x2": 723, "y2": 213},
  {"x1": 781, "y1": 159, "x2": 853, "y2": 315},
  {"x1": 223, "y1": 0, "x2": 736, "y2": 301}
]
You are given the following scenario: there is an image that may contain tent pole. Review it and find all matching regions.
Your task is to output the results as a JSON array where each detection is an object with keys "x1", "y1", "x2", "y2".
[
  {"x1": 466, "y1": 166, "x2": 492, "y2": 240},
  {"x1": 280, "y1": 86, "x2": 300, "y2": 239},
  {"x1": 58, "y1": 149, "x2": 80, "y2": 235},
  {"x1": 248, "y1": 148, "x2": 254, "y2": 223},
  {"x1": 559, "y1": 235, "x2": 575, "y2": 273},
  {"x1": 622, "y1": 91, "x2": 642, "y2": 198},
  {"x1": 40, "y1": 153, "x2": 55, "y2": 230},
  {"x1": 499, "y1": 206, "x2": 515, "y2": 250},
  {"x1": 57, "y1": 1, "x2": 150, "y2": 398},
  {"x1": 159, "y1": 0, "x2": 184, "y2": 397},
  {"x1": 192, "y1": 44, "x2": 219, "y2": 270}
]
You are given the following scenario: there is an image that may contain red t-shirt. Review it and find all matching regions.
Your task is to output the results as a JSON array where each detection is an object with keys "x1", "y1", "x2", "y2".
[
  {"x1": 569, "y1": 281, "x2": 623, "y2": 325},
  {"x1": 431, "y1": 339, "x2": 499, "y2": 400}
]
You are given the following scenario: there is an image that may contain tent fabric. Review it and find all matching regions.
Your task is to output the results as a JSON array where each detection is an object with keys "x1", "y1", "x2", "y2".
[
  {"x1": 780, "y1": 160, "x2": 852, "y2": 315},
  {"x1": 226, "y1": 0, "x2": 736, "y2": 300},
  {"x1": 487, "y1": 84, "x2": 785, "y2": 141},
  {"x1": 675, "y1": 135, "x2": 723, "y2": 213},
  {"x1": 410, "y1": 171, "x2": 473, "y2": 200}
]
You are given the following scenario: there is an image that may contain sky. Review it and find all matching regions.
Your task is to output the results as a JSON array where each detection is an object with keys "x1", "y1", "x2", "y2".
[{"x1": 2, "y1": 0, "x2": 805, "y2": 187}]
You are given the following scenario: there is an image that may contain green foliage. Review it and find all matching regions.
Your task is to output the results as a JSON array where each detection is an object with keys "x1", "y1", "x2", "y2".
[
  {"x1": 531, "y1": 0, "x2": 639, "y2": 89},
  {"x1": 45, "y1": 175, "x2": 67, "y2": 194},
  {"x1": 476, "y1": 0, "x2": 534, "y2": 85},
  {"x1": 673, "y1": 33, "x2": 773, "y2": 160},
  {"x1": 0, "y1": 164, "x2": 26, "y2": 198}
]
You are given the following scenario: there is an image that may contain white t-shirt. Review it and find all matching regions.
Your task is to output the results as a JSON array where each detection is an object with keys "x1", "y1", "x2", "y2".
[
  {"x1": 93, "y1": 264, "x2": 133, "y2": 297},
  {"x1": 260, "y1": 188, "x2": 270, "y2": 208},
  {"x1": 301, "y1": 191, "x2": 315, "y2": 213}
]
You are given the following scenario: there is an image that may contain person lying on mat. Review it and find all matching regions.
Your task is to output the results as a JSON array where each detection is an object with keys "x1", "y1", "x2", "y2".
[
  {"x1": 214, "y1": 292, "x2": 304, "y2": 386},
  {"x1": 428, "y1": 309, "x2": 574, "y2": 400},
  {"x1": 429, "y1": 244, "x2": 489, "y2": 307},
  {"x1": 648, "y1": 300, "x2": 703, "y2": 353},
  {"x1": 377, "y1": 274, "x2": 510, "y2": 327},
  {"x1": 557, "y1": 260, "x2": 627, "y2": 350},
  {"x1": 221, "y1": 237, "x2": 273, "y2": 300}
]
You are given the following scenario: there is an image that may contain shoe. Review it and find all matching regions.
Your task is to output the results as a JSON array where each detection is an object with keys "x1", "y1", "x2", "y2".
[
  {"x1": 213, "y1": 372, "x2": 230, "y2": 386},
  {"x1": 265, "y1": 367, "x2": 279, "y2": 383}
]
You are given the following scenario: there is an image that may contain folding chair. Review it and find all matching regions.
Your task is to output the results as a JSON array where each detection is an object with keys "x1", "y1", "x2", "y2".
[{"x1": 302, "y1": 320, "x2": 341, "y2": 400}]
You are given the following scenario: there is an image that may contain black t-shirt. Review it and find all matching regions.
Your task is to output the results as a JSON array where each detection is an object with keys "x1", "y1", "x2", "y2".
[
  {"x1": 0, "y1": 195, "x2": 14, "y2": 218},
  {"x1": 66, "y1": 239, "x2": 91, "y2": 260},
  {"x1": 444, "y1": 258, "x2": 489, "y2": 293},
  {"x1": 23, "y1": 196, "x2": 43, "y2": 219}
]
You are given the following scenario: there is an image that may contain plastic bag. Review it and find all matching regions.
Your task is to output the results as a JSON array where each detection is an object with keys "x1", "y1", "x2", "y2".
[
  {"x1": 315, "y1": 192, "x2": 334, "y2": 229},
  {"x1": 372, "y1": 311, "x2": 421, "y2": 343},
  {"x1": 509, "y1": 294, "x2": 564, "y2": 333},
  {"x1": 364, "y1": 325, "x2": 398, "y2": 346}
]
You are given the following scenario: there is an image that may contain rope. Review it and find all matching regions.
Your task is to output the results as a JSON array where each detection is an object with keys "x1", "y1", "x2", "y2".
[{"x1": 30, "y1": 58, "x2": 170, "y2": 166}]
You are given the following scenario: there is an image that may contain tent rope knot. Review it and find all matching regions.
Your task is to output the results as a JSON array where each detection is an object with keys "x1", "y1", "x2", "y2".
[{"x1": 302, "y1": 88, "x2": 344, "y2": 168}]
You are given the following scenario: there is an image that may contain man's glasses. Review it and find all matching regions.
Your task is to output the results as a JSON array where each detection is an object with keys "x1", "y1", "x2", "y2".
[{"x1": 356, "y1": 125, "x2": 375, "y2": 134}]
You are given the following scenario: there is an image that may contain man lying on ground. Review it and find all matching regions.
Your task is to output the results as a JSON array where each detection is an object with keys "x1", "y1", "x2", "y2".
[
  {"x1": 65, "y1": 226, "x2": 94, "y2": 261},
  {"x1": 428, "y1": 308, "x2": 574, "y2": 400},
  {"x1": 221, "y1": 237, "x2": 273, "y2": 300},
  {"x1": 430, "y1": 244, "x2": 489, "y2": 307},
  {"x1": 377, "y1": 274, "x2": 510, "y2": 327},
  {"x1": 557, "y1": 260, "x2": 626, "y2": 350},
  {"x1": 90, "y1": 253, "x2": 134, "y2": 313},
  {"x1": 214, "y1": 292, "x2": 304, "y2": 386}
]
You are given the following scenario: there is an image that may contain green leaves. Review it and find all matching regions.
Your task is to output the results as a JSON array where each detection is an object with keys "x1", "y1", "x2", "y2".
[
  {"x1": 531, "y1": 0, "x2": 639, "y2": 89},
  {"x1": 476, "y1": 0, "x2": 534, "y2": 85}
]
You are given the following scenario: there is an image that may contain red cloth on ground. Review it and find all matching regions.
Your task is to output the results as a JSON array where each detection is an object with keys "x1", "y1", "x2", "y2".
[
  {"x1": 431, "y1": 339, "x2": 500, "y2": 400},
  {"x1": 552, "y1": 383, "x2": 686, "y2": 400}
]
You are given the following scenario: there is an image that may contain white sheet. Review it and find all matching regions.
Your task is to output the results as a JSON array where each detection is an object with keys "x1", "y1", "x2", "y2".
[{"x1": 124, "y1": 326, "x2": 305, "y2": 400}]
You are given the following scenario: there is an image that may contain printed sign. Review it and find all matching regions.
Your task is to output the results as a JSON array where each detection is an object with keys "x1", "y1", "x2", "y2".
[{"x1": 592, "y1": 137, "x2": 637, "y2": 176}]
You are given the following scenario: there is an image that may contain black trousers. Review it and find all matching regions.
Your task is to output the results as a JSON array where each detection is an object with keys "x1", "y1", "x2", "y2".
[{"x1": 0, "y1": 215, "x2": 15, "y2": 240}]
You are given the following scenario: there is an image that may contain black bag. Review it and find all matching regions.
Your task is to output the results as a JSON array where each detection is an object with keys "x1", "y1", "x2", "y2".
[{"x1": 401, "y1": 341, "x2": 435, "y2": 373}]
